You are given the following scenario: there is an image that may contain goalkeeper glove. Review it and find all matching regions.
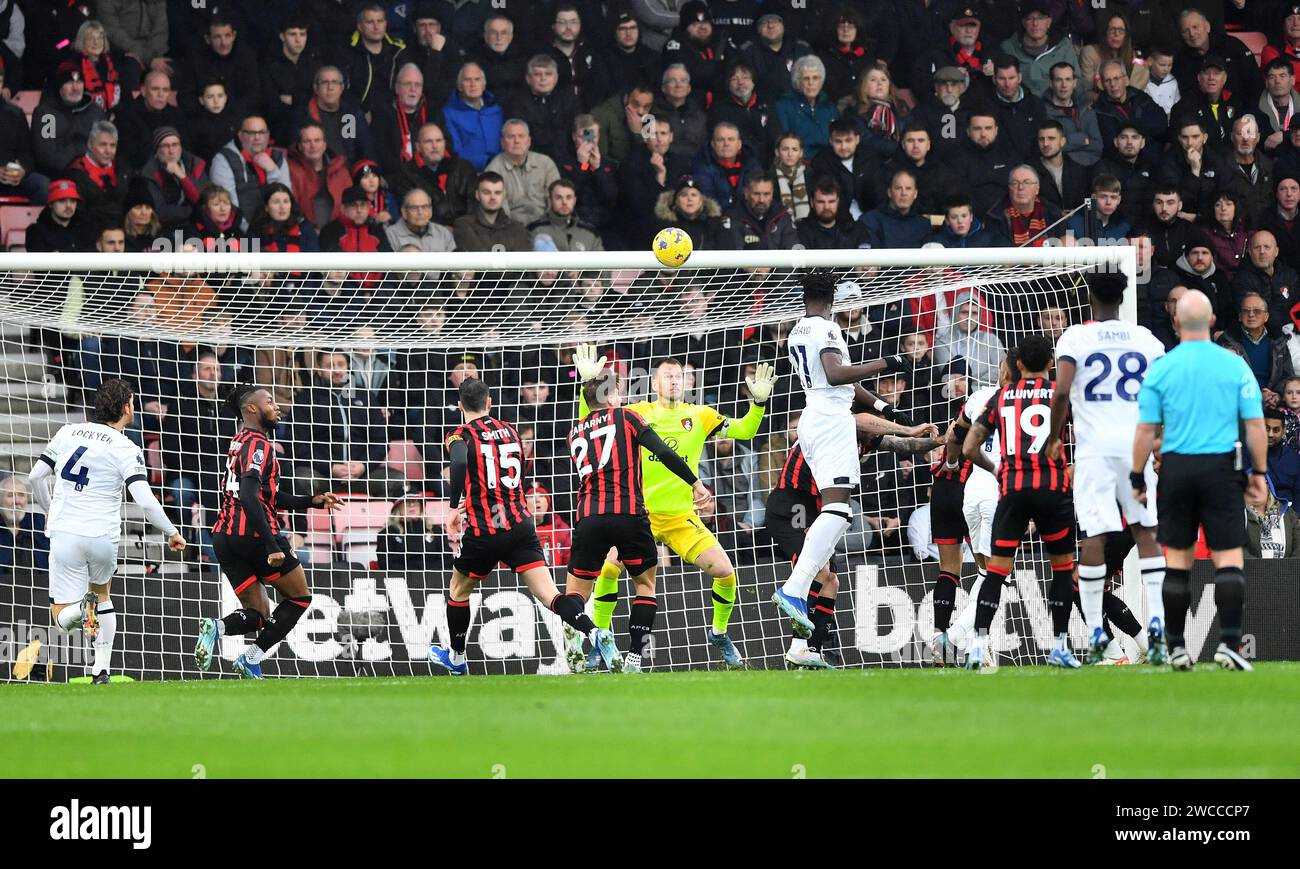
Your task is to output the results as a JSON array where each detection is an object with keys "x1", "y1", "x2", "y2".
[
  {"x1": 746, "y1": 362, "x2": 778, "y2": 405},
  {"x1": 573, "y1": 343, "x2": 607, "y2": 382}
]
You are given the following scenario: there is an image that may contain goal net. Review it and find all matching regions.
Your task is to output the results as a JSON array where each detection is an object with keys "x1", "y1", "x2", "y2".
[{"x1": 0, "y1": 246, "x2": 1135, "y2": 680}]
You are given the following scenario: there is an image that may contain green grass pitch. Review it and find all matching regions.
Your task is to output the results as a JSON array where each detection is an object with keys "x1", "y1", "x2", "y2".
[{"x1": 4, "y1": 664, "x2": 1299, "y2": 778}]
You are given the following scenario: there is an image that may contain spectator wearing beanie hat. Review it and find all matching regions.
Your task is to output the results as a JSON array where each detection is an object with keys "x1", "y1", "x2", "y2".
[
  {"x1": 142, "y1": 126, "x2": 210, "y2": 227},
  {"x1": 26, "y1": 179, "x2": 97, "y2": 252},
  {"x1": 32, "y1": 60, "x2": 107, "y2": 178},
  {"x1": 665, "y1": 1, "x2": 727, "y2": 103},
  {"x1": 653, "y1": 174, "x2": 727, "y2": 249},
  {"x1": 1174, "y1": 230, "x2": 1235, "y2": 325},
  {"x1": 121, "y1": 176, "x2": 162, "y2": 251}
]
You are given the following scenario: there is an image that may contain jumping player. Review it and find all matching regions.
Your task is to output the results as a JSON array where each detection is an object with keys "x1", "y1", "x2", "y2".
[{"x1": 194, "y1": 384, "x2": 342, "y2": 678}]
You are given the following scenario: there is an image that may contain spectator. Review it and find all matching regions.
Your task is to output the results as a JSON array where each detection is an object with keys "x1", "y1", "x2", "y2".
[
  {"x1": 722, "y1": 171, "x2": 796, "y2": 251},
  {"x1": 947, "y1": 111, "x2": 1015, "y2": 218},
  {"x1": 351, "y1": 159, "x2": 397, "y2": 226},
  {"x1": 505, "y1": 54, "x2": 579, "y2": 163},
  {"x1": 591, "y1": 84, "x2": 656, "y2": 167},
  {"x1": 528, "y1": 485, "x2": 571, "y2": 569},
  {"x1": 774, "y1": 54, "x2": 837, "y2": 157},
  {"x1": 121, "y1": 181, "x2": 161, "y2": 251},
  {"x1": 603, "y1": 12, "x2": 661, "y2": 99},
  {"x1": 1093, "y1": 122, "x2": 1158, "y2": 224},
  {"x1": 452, "y1": 171, "x2": 533, "y2": 251},
  {"x1": 386, "y1": 186, "x2": 454, "y2": 251},
  {"x1": 347, "y1": 2, "x2": 409, "y2": 113},
  {"x1": 26, "y1": 179, "x2": 95, "y2": 252},
  {"x1": 1092, "y1": 59, "x2": 1168, "y2": 160},
  {"x1": 1259, "y1": 175, "x2": 1300, "y2": 271},
  {"x1": 860, "y1": 167, "x2": 931, "y2": 249},
  {"x1": 531, "y1": 178, "x2": 603, "y2": 252},
  {"x1": 62, "y1": 120, "x2": 129, "y2": 229},
  {"x1": 744, "y1": 10, "x2": 810, "y2": 105},
  {"x1": 1035, "y1": 119, "x2": 1088, "y2": 213},
  {"x1": 1264, "y1": 408, "x2": 1300, "y2": 505},
  {"x1": 249, "y1": 182, "x2": 320, "y2": 253},
  {"x1": 772, "y1": 132, "x2": 810, "y2": 221},
  {"x1": 1234, "y1": 229, "x2": 1300, "y2": 336},
  {"x1": 808, "y1": 118, "x2": 879, "y2": 222},
  {"x1": 934, "y1": 290, "x2": 1005, "y2": 386},
  {"x1": 141, "y1": 126, "x2": 208, "y2": 228},
  {"x1": 484, "y1": 119, "x2": 561, "y2": 226},
  {"x1": 210, "y1": 115, "x2": 291, "y2": 217},
  {"x1": 350, "y1": 325, "x2": 394, "y2": 418},
  {"x1": 545, "y1": 3, "x2": 608, "y2": 107},
  {"x1": 795, "y1": 175, "x2": 870, "y2": 249},
  {"x1": 708, "y1": 59, "x2": 775, "y2": 160},
  {"x1": 293, "y1": 350, "x2": 392, "y2": 495},
  {"x1": 0, "y1": 62, "x2": 45, "y2": 203},
  {"x1": 990, "y1": 54, "x2": 1047, "y2": 162},
  {"x1": 99, "y1": 0, "x2": 170, "y2": 89},
  {"x1": 653, "y1": 174, "x2": 727, "y2": 250},
  {"x1": 1244, "y1": 477, "x2": 1300, "y2": 558},
  {"x1": 653, "y1": 63, "x2": 709, "y2": 159},
  {"x1": 406, "y1": 2, "x2": 465, "y2": 107},
  {"x1": 1279, "y1": 124, "x2": 1300, "y2": 182},
  {"x1": 389, "y1": 122, "x2": 476, "y2": 225},
  {"x1": 1144, "y1": 43, "x2": 1181, "y2": 115},
  {"x1": 1063, "y1": 173, "x2": 1130, "y2": 242},
  {"x1": 1151, "y1": 281, "x2": 1189, "y2": 351},
  {"x1": 1172, "y1": 7, "x2": 1261, "y2": 109},
  {"x1": 178, "y1": 15, "x2": 260, "y2": 117},
  {"x1": 1001, "y1": 1, "x2": 1080, "y2": 100},
  {"x1": 885, "y1": 124, "x2": 959, "y2": 221},
  {"x1": 1172, "y1": 54, "x2": 1247, "y2": 147},
  {"x1": 909, "y1": 67, "x2": 978, "y2": 163},
  {"x1": 1262, "y1": 5, "x2": 1300, "y2": 81},
  {"x1": 1079, "y1": 10, "x2": 1150, "y2": 101},
  {"x1": 934, "y1": 193, "x2": 999, "y2": 248},
  {"x1": 815, "y1": 6, "x2": 874, "y2": 105},
  {"x1": 472, "y1": 13, "x2": 529, "y2": 109},
  {"x1": 187, "y1": 79, "x2": 239, "y2": 164},
  {"x1": 115, "y1": 71, "x2": 187, "y2": 168},
  {"x1": 261, "y1": 16, "x2": 323, "y2": 145},
  {"x1": 984, "y1": 164, "x2": 1063, "y2": 246},
  {"x1": 0, "y1": 475, "x2": 49, "y2": 575},
  {"x1": 843, "y1": 66, "x2": 906, "y2": 148},
  {"x1": 287, "y1": 122, "x2": 351, "y2": 230},
  {"x1": 912, "y1": 7, "x2": 994, "y2": 104},
  {"x1": 1217, "y1": 291, "x2": 1295, "y2": 399},
  {"x1": 1159, "y1": 116, "x2": 1230, "y2": 222},
  {"x1": 374, "y1": 497, "x2": 451, "y2": 572},
  {"x1": 557, "y1": 114, "x2": 620, "y2": 246},
  {"x1": 691, "y1": 121, "x2": 760, "y2": 212},
  {"x1": 1203, "y1": 190, "x2": 1250, "y2": 282},
  {"x1": 371, "y1": 63, "x2": 442, "y2": 174},
  {"x1": 664, "y1": 1, "x2": 727, "y2": 102},
  {"x1": 72, "y1": 20, "x2": 127, "y2": 113},
  {"x1": 442, "y1": 62, "x2": 503, "y2": 171},
  {"x1": 1042, "y1": 62, "x2": 1102, "y2": 167},
  {"x1": 181, "y1": 184, "x2": 246, "y2": 251},
  {"x1": 319, "y1": 185, "x2": 393, "y2": 263},
  {"x1": 160, "y1": 352, "x2": 232, "y2": 563},
  {"x1": 617, "y1": 116, "x2": 691, "y2": 244},
  {"x1": 31, "y1": 61, "x2": 106, "y2": 178},
  {"x1": 291, "y1": 65, "x2": 377, "y2": 166},
  {"x1": 1224, "y1": 115, "x2": 1274, "y2": 226},
  {"x1": 1282, "y1": 374, "x2": 1300, "y2": 445},
  {"x1": 1171, "y1": 232, "x2": 1233, "y2": 324},
  {"x1": 1253, "y1": 58, "x2": 1299, "y2": 155},
  {"x1": 1145, "y1": 184, "x2": 1193, "y2": 269}
]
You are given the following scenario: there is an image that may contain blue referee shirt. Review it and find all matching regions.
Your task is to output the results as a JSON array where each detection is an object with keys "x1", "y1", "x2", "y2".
[{"x1": 1137, "y1": 340, "x2": 1263, "y2": 454}]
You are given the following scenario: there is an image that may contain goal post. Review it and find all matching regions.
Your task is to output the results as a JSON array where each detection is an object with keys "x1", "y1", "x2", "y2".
[{"x1": 0, "y1": 244, "x2": 1137, "y2": 679}]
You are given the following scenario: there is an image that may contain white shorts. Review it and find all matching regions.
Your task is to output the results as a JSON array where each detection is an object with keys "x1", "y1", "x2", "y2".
[
  {"x1": 962, "y1": 485, "x2": 997, "y2": 558},
  {"x1": 48, "y1": 532, "x2": 118, "y2": 605},
  {"x1": 797, "y1": 410, "x2": 859, "y2": 490},
  {"x1": 1074, "y1": 454, "x2": 1157, "y2": 538}
]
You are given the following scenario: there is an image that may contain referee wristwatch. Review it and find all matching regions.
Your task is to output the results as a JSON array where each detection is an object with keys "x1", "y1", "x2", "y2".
[{"x1": 1250, "y1": 469, "x2": 1269, "y2": 476}]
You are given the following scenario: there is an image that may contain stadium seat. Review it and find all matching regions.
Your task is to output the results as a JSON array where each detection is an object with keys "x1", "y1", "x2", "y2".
[
  {"x1": 333, "y1": 499, "x2": 391, "y2": 545},
  {"x1": 385, "y1": 439, "x2": 425, "y2": 481},
  {"x1": 305, "y1": 507, "x2": 333, "y2": 548},
  {"x1": 1231, "y1": 31, "x2": 1268, "y2": 62},
  {"x1": 9, "y1": 90, "x2": 39, "y2": 120},
  {"x1": 0, "y1": 204, "x2": 41, "y2": 250}
]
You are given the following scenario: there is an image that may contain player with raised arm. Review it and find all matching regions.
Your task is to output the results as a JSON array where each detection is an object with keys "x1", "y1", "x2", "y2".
[
  {"x1": 1048, "y1": 273, "x2": 1167, "y2": 664},
  {"x1": 771, "y1": 271, "x2": 917, "y2": 635},
  {"x1": 194, "y1": 384, "x2": 342, "y2": 678},
  {"x1": 962, "y1": 335, "x2": 1078, "y2": 670},
  {"x1": 768, "y1": 412, "x2": 941, "y2": 669},
  {"x1": 28, "y1": 379, "x2": 186, "y2": 684},
  {"x1": 429, "y1": 378, "x2": 619, "y2": 676},
  {"x1": 562, "y1": 370, "x2": 713, "y2": 672}
]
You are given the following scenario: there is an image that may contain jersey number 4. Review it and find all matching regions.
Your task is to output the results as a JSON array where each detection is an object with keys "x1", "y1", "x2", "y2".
[
  {"x1": 1082, "y1": 351, "x2": 1147, "y2": 402},
  {"x1": 571, "y1": 424, "x2": 616, "y2": 480},
  {"x1": 61, "y1": 446, "x2": 90, "y2": 491}
]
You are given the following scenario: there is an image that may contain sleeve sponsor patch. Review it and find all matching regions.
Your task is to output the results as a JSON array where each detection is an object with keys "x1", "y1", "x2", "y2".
[{"x1": 250, "y1": 447, "x2": 265, "y2": 471}]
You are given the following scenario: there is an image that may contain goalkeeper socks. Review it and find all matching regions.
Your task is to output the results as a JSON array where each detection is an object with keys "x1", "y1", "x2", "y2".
[
  {"x1": 1140, "y1": 555, "x2": 1166, "y2": 624},
  {"x1": 253, "y1": 595, "x2": 313, "y2": 656},
  {"x1": 628, "y1": 596, "x2": 657, "y2": 661},
  {"x1": 55, "y1": 599, "x2": 86, "y2": 632},
  {"x1": 1078, "y1": 562, "x2": 1107, "y2": 635},
  {"x1": 1162, "y1": 568, "x2": 1191, "y2": 647},
  {"x1": 592, "y1": 562, "x2": 622, "y2": 631},
  {"x1": 92, "y1": 602, "x2": 116, "y2": 676},
  {"x1": 931, "y1": 569, "x2": 960, "y2": 631},
  {"x1": 1213, "y1": 567, "x2": 1246, "y2": 649},
  {"x1": 550, "y1": 593, "x2": 597, "y2": 635},
  {"x1": 711, "y1": 575, "x2": 737, "y2": 634},
  {"x1": 974, "y1": 565, "x2": 1008, "y2": 633},
  {"x1": 447, "y1": 597, "x2": 472, "y2": 653},
  {"x1": 1103, "y1": 589, "x2": 1142, "y2": 640},
  {"x1": 808, "y1": 595, "x2": 836, "y2": 653},
  {"x1": 1049, "y1": 562, "x2": 1075, "y2": 638},
  {"x1": 221, "y1": 608, "x2": 265, "y2": 636},
  {"x1": 781, "y1": 505, "x2": 851, "y2": 599}
]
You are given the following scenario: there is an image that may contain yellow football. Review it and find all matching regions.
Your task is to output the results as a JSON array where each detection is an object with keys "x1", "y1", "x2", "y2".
[{"x1": 653, "y1": 226, "x2": 694, "y2": 268}]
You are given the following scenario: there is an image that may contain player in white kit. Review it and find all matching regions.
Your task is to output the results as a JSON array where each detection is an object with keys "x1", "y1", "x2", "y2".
[
  {"x1": 772, "y1": 271, "x2": 914, "y2": 633},
  {"x1": 27, "y1": 380, "x2": 185, "y2": 683},
  {"x1": 1047, "y1": 274, "x2": 1168, "y2": 664}
]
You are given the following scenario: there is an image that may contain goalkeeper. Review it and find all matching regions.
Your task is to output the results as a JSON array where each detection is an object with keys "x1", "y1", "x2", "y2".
[{"x1": 572, "y1": 345, "x2": 776, "y2": 670}]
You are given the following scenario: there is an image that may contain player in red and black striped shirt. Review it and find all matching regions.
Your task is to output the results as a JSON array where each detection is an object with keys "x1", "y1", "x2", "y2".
[
  {"x1": 430, "y1": 378, "x2": 618, "y2": 676},
  {"x1": 564, "y1": 370, "x2": 710, "y2": 672},
  {"x1": 962, "y1": 335, "x2": 1079, "y2": 670},
  {"x1": 195, "y1": 385, "x2": 342, "y2": 678}
]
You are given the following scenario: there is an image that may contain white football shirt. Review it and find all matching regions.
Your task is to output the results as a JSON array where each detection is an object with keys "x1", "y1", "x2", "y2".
[
  {"x1": 40, "y1": 422, "x2": 146, "y2": 541},
  {"x1": 1055, "y1": 320, "x2": 1166, "y2": 459},
  {"x1": 788, "y1": 314, "x2": 855, "y2": 414},
  {"x1": 962, "y1": 384, "x2": 1001, "y2": 494}
]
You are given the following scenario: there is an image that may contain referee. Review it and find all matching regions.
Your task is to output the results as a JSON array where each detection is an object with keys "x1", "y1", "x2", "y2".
[{"x1": 1132, "y1": 290, "x2": 1267, "y2": 672}]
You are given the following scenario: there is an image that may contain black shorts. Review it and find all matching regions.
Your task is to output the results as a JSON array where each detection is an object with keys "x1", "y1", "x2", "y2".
[
  {"x1": 569, "y1": 513, "x2": 658, "y2": 578},
  {"x1": 930, "y1": 475, "x2": 968, "y2": 546},
  {"x1": 213, "y1": 531, "x2": 301, "y2": 594},
  {"x1": 990, "y1": 488, "x2": 1076, "y2": 557},
  {"x1": 765, "y1": 488, "x2": 820, "y2": 563},
  {"x1": 1157, "y1": 452, "x2": 1246, "y2": 551},
  {"x1": 454, "y1": 520, "x2": 548, "y2": 579}
]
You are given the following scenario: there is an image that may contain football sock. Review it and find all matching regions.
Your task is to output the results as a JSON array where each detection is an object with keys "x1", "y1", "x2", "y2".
[
  {"x1": 592, "y1": 562, "x2": 621, "y2": 630},
  {"x1": 1078, "y1": 562, "x2": 1107, "y2": 635},
  {"x1": 949, "y1": 570, "x2": 985, "y2": 647},
  {"x1": 220, "y1": 608, "x2": 264, "y2": 636},
  {"x1": 931, "y1": 569, "x2": 960, "y2": 631},
  {"x1": 1049, "y1": 561, "x2": 1075, "y2": 639},
  {"x1": 628, "y1": 596, "x2": 657, "y2": 661},
  {"x1": 795, "y1": 580, "x2": 823, "y2": 641},
  {"x1": 1213, "y1": 567, "x2": 1246, "y2": 649},
  {"x1": 808, "y1": 594, "x2": 837, "y2": 653},
  {"x1": 1140, "y1": 555, "x2": 1166, "y2": 624},
  {"x1": 974, "y1": 564, "x2": 1009, "y2": 633},
  {"x1": 92, "y1": 602, "x2": 116, "y2": 676},
  {"x1": 711, "y1": 575, "x2": 737, "y2": 634},
  {"x1": 550, "y1": 593, "x2": 597, "y2": 634},
  {"x1": 1162, "y1": 567, "x2": 1192, "y2": 647},
  {"x1": 253, "y1": 595, "x2": 312, "y2": 655},
  {"x1": 1103, "y1": 589, "x2": 1142, "y2": 639},
  {"x1": 55, "y1": 600, "x2": 85, "y2": 632},
  {"x1": 781, "y1": 504, "x2": 851, "y2": 599},
  {"x1": 447, "y1": 597, "x2": 472, "y2": 654}
]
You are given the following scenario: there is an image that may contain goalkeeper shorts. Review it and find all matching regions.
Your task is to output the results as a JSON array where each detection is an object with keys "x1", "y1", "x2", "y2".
[{"x1": 650, "y1": 511, "x2": 719, "y2": 564}]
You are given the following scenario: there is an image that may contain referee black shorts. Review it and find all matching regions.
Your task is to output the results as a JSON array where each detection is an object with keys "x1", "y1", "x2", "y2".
[
  {"x1": 568, "y1": 513, "x2": 658, "y2": 579},
  {"x1": 213, "y1": 532, "x2": 301, "y2": 595},
  {"x1": 930, "y1": 476, "x2": 968, "y2": 546},
  {"x1": 1157, "y1": 452, "x2": 1247, "y2": 551}
]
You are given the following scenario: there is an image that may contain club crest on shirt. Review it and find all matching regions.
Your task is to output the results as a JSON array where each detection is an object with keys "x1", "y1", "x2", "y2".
[{"x1": 681, "y1": 418, "x2": 694, "y2": 431}]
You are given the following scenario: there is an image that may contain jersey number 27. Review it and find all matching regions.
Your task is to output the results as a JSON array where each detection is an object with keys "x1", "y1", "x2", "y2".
[{"x1": 571, "y1": 424, "x2": 616, "y2": 480}]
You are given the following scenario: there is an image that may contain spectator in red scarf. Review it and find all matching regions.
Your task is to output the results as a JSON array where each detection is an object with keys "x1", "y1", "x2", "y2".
[
  {"x1": 372, "y1": 62, "x2": 445, "y2": 173},
  {"x1": 351, "y1": 159, "x2": 397, "y2": 226},
  {"x1": 181, "y1": 184, "x2": 245, "y2": 252},
  {"x1": 388, "y1": 122, "x2": 477, "y2": 225},
  {"x1": 209, "y1": 114, "x2": 291, "y2": 217},
  {"x1": 250, "y1": 182, "x2": 320, "y2": 253},
  {"x1": 528, "y1": 484, "x2": 571, "y2": 568},
  {"x1": 690, "y1": 121, "x2": 759, "y2": 212},
  {"x1": 65, "y1": 120, "x2": 130, "y2": 227},
  {"x1": 1262, "y1": 5, "x2": 1300, "y2": 82},
  {"x1": 844, "y1": 66, "x2": 907, "y2": 144},
  {"x1": 289, "y1": 65, "x2": 377, "y2": 165},
  {"x1": 912, "y1": 6, "x2": 995, "y2": 105},
  {"x1": 984, "y1": 163, "x2": 1064, "y2": 246},
  {"x1": 73, "y1": 21, "x2": 127, "y2": 112},
  {"x1": 287, "y1": 122, "x2": 352, "y2": 230},
  {"x1": 142, "y1": 126, "x2": 208, "y2": 227},
  {"x1": 817, "y1": 5, "x2": 875, "y2": 104}
]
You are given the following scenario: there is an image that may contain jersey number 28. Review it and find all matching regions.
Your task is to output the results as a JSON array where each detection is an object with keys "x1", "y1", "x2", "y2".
[{"x1": 1082, "y1": 351, "x2": 1147, "y2": 402}]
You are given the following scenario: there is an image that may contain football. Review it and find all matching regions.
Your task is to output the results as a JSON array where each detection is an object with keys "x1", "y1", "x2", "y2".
[{"x1": 653, "y1": 227, "x2": 693, "y2": 268}]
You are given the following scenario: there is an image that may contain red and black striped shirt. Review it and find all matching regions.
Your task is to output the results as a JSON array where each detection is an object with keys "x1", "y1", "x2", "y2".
[
  {"x1": 979, "y1": 377, "x2": 1070, "y2": 495},
  {"x1": 931, "y1": 409, "x2": 974, "y2": 483},
  {"x1": 569, "y1": 407, "x2": 650, "y2": 522},
  {"x1": 446, "y1": 416, "x2": 531, "y2": 537},
  {"x1": 775, "y1": 443, "x2": 820, "y2": 498},
  {"x1": 212, "y1": 428, "x2": 281, "y2": 537}
]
